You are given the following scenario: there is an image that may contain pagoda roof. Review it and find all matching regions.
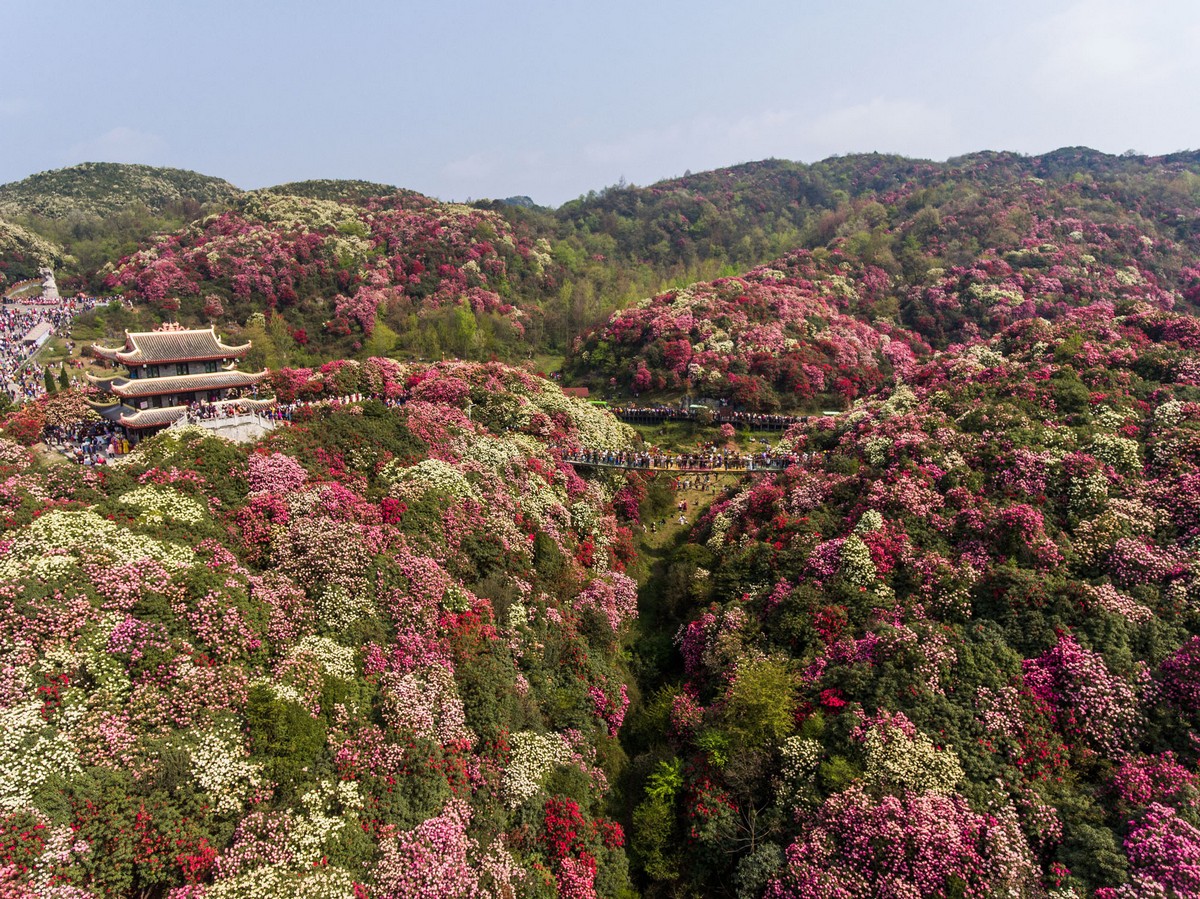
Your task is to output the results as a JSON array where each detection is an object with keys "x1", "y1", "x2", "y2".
[
  {"x1": 105, "y1": 369, "x2": 269, "y2": 399},
  {"x1": 117, "y1": 406, "x2": 189, "y2": 430},
  {"x1": 91, "y1": 326, "x2": 251, "y2": 365}
]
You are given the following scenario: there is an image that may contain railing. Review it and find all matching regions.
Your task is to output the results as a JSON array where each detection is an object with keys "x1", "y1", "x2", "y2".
[{"x1": 169, "y1": 410, "x2": 278, "y2": 432}]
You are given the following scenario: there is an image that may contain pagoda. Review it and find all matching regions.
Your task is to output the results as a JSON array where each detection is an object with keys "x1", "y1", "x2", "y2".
[{"x1": 89, "y1": 324, "x2": 270, "y2": 432}]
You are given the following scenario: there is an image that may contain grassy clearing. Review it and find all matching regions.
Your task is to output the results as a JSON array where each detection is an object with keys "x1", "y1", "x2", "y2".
[{"x1": 4, "y1": 282, "x2": 43, "y2": 300}]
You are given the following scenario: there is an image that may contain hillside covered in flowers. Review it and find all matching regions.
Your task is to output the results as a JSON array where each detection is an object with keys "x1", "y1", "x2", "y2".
[
  {"x1": 102, "y1": 191, "x2": 557, "y2": 361},
  {"x1": 0, "y1": 361, "x2": 644, "y2": 898},
  {"x1": 568, "y1": 155, "x2": 1200, "y2": 409},
  {"x1": 6, "y1": 149, "x2": 1200, "y2": 898},
  {"x1": 625, "y1": 304, "x2": 1200, "y2": 897}
]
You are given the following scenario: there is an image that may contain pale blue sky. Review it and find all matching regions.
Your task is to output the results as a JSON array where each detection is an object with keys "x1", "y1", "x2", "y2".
[{"x1": 3, "y1": 0, "x2": 1198, "y2": 205}]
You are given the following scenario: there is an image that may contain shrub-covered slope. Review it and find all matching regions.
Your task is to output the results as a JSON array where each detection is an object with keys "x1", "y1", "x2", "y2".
[
  {"x1": 628, "y1": 304, "x2": 1200, "y2": 898},
  {"x1": 0, "y1": 218, "x2": 67, "y2": 285},
  {"x1": 546, "y1": 149, "x2": 1200, "y2": 280},
  {"x1": 259, "y1": 181, "x2": 402, "y2": 203},
  {"x1": 104, "y1": 191, "x2": 555, "y2": 360},
  {"x1": 570, "y1": 158, "x2": 1200, "y2": 408},
  {"x1": 566, "y1": 249, "x2": 928, "y2": 410},
  {"x1": 0, "y1": 362, "x2": 641, "y2": 898}
]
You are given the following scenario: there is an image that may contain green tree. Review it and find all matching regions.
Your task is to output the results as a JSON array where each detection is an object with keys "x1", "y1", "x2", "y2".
[
  {"x1": 723, "y1": 657, "x2": 797, "y2": 747},
  {"x1": 58, "y1": 363, "x2": 70, "y2": 391},
  {"x1": 452, "y1": 304, "x2": 478, "y2": 357},
  {"x1": 44, "y1": 367, "x2": 56, "y2": 394}
]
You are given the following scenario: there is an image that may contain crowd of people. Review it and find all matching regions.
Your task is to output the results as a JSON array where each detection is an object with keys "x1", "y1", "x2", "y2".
[
  {"x1": 181, "y1": 399, "x2": 269, "y2": 422},
  {"x1": 0, "y1": 292, "x2": 111, "y2": 403},
  {"x1": 559, "y1": 447, "x2": 814, "y2": 471},
  {"x1": 42, "y1": 421, "x2": 130, "y2": 465}
]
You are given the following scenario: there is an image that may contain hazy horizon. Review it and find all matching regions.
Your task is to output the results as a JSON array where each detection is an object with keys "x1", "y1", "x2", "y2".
[{"x1": 3, "y1": 0, "x2": 1198, "y2": 206}]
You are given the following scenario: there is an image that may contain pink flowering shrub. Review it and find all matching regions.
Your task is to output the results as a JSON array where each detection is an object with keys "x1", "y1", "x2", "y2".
[
  {"x1": 1097, "y1": 804, "x2": 1200, "y2": 899},
  {"x1": 766, "y1": 787, "x2": 1037, "y2": 898},
  {"x1": 373, "y1": 799, "x2": 481, "y2": 899},
  {"x1": 247, "y1": 451, "x2": 307, "y2": 494},
  {"x1": 1022, "y1": 633, "x2": 1141, "y2": 754},
  {"x1": 569, "y1": 250, "x2": 928, "y2": 409},
  {"x1": 575, "y1": 571, "x2": 639, "y2": 632}
]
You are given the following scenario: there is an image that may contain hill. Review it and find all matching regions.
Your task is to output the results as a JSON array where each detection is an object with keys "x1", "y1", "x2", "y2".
[
  {"x1": 566, "y1": 249, "x2": 928, "y2": 410},
  {"x1": 0, "y1": 218, "x2": 68, "y2": 285},
  {"x1": 259, "y1": 179, "x2": 403, "y2": 203},
  {"x1": 0, "y1": 162, "x2": 241, "y2": 220},
  {"x1": 0, "y1": 164, "x2": 244, "y2": 289},
  {"x1": 102, "y1": 190, "x2": 556, "y2": 362},
  {"x1": 567, "y1": 151, "x2": 1200, "y2": 407},
  {"x1": 4, "y1": 147, "x2": 1200, "y2": 898}
]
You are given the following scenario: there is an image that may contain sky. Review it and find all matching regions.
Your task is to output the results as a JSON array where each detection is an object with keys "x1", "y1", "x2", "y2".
[{"x1": 2, "y1": 0, "x2": 1198, "y2": 206}]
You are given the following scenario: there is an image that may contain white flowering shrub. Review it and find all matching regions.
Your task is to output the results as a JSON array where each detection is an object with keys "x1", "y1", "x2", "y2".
[
  {"x1": 503, "y1": 731, "x2": 570, "y2": 808},
  {"x1": 1091, "y1": 434, "x2": 1141, "y2": 473},
  {"x1": 775, "y1": 736, "x2": 821, "y2": 810},
  {"x1": 1068, "y1": 471, "x2": 1110, "y2": 515},
  {"x1": 840, "y1": 534, "x2": 877, "y2": 586},
  {"x1": 384, "y1": 458, "x2": 474, "y2": 502},
  {"x1": 290, "y1": 780, "x2": 363, "y2": 866},
  {"x1": 189, "y1": 721, "x2": 264, "y2": 814},
  {"x1": 118, "y1": 485, "x2": 208, "y2": 525},
  {"x1": 1093, "y1": 407, "x2": 1126, "y2": 431},
  {"x1": 854, "y1": 510, "x2": 884, "y2": 534},
  {"x1": 464, "y1": 435, "x2": 523, "y2": 471},
  {"x1": 0, "y1": 509, "x2": 192, "y2": 579},
  {"x1": 863, "y1": 725, "x2": 964, "y2": 795},
  {"x1": 315, "y1": 586, "x2": 374, "y2": 630},
  {"x1": 1154, "y1": 399, "x2": 1186, "y2": 429},
  {"x1": 863, "y1": 437, "x2": 891, "y2": 467},
  {"x1": 291, "y1": 636, "x2": 357, "y2": 681},
  {"x1": 0, "y1": 700, "x2": 82, "y2": 811},
  {"x1": 203, "y1": 865, "x2": 357, "y2": 899}
]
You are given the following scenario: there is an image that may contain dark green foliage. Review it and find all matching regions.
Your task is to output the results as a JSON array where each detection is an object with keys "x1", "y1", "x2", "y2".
[{"x1": 245, "y1": 685, "x2": 329, "y2": 794}]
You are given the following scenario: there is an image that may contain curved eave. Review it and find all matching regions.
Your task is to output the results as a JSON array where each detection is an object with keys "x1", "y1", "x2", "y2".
[
  {"x1": 86, "y1": 371, "x2": 125, "y2": 389},
  {"x1": 109, "y1": 369, "x2": 271, "y2": 400},
  {"x1": 237, "y1": 398, "x2": 277, "y2": 411},
  {"x1": 87, "y1": 397, "x2": 123, "y2": 412},
  {"x1": 117, "y1": 406, "x2": 188, "y2": 430},
  {"x1": 91, "y1": 344, "x2": 124, "y2": 361},
  {"x1": 115, "y1": 349, "x2": 252, "y2": 366}
]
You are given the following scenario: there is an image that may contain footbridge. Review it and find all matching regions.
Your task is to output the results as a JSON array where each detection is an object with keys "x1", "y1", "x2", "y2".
[{"x1": 558, "y1": 451, "x2": 814, "y2": 474}]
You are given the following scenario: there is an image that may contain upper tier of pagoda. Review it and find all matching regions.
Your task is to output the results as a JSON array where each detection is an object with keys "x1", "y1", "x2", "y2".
[{"x1": 91, "y1": 324, "x2": 251, "y2": 366}]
